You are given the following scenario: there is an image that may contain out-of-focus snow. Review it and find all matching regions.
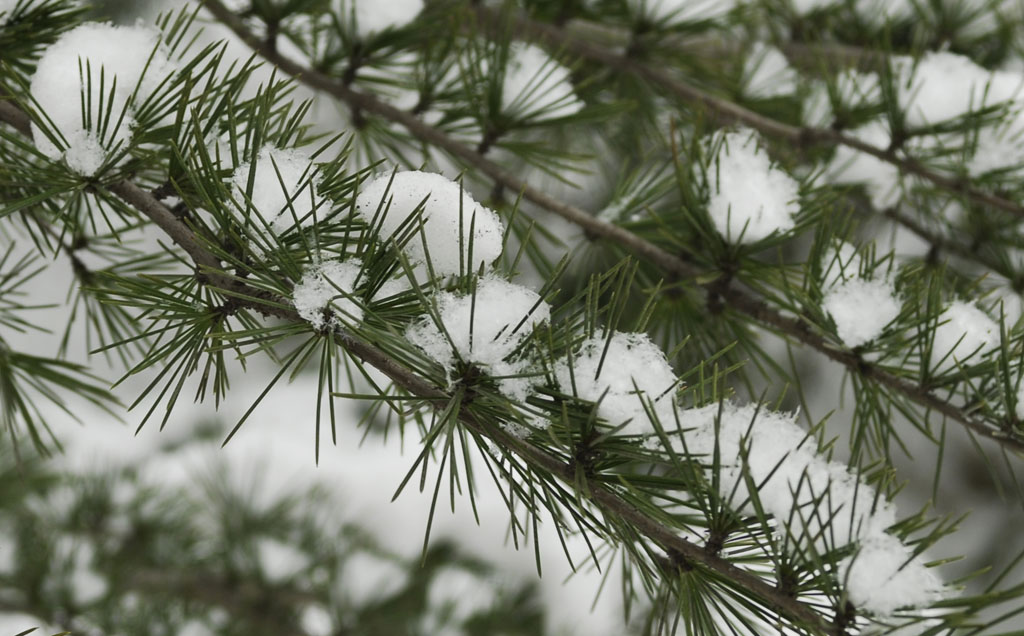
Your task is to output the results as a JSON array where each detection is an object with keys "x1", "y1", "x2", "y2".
[
  {"x1": 501, "y1": 43, "x2": 583, "y2": 121},
  {"x1": 930, "y1": 301, "x2": 1000, "y2": 373},
  {"x1": 36, "y1": 380, "x2": 630, "y2": 636},
  {"x1": 333, "y1": 0, "x2": 424, "y2": 39}
]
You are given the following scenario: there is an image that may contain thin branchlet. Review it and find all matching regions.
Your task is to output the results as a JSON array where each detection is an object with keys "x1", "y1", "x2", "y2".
[{"x1": 199, "y1": 0, "x2": 1024, "y2": 456}]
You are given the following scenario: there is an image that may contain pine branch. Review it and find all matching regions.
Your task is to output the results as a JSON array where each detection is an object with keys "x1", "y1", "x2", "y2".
[
  {"x1": 197, "y1": 0, "x2": 1024, "y2": 456},
  {"x1": 0, "y1": 97, "x2": 841, "y2": 635},
  {"x1": 488, "y1": 5, "x2": 1024, "y2": 219}
]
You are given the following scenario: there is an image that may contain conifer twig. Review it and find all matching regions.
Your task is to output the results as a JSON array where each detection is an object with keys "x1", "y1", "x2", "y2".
[
  {"x1": 0, "y1": 97, "x2": 840, "y2": 635},
  {"x1": 198, "y1": 0, "x2": 1024, "y2": 456},
  {"x1": 488, "y1": 6, "x2": 1024, "y2": 219}
]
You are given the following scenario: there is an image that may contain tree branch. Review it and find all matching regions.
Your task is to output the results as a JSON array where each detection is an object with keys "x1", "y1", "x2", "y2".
[
  {"x1": 488, "y1": 6, "x2": 1024, "y2": 219},
  {"x1": 0, "y1": 89, "x2": 838, "y2": 634},
  {"x1": 198, "y1": 0, "x2": 1024, "y2": 455}
]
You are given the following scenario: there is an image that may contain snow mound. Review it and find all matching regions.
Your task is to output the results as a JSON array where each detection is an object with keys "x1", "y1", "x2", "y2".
[
  {"x1": 930, "y1": 301, "x2": 999, "y2": 373},
  {"x1": 555, "y1": 331, "x2": 677, "y2": 435},
  {"x1": 355, "y1": 171, "x2": 504, "y2": 278},
  {"x1": 232, "y1": 145, "x2": 325, "y2": 234},
  {"x1": 405, "y1": 275, "x2": 550, "y2": 399},
  {"x1": 30, "y1": 22, "x2": 175, "y2": 175},
  {"x1": 704, "y1": 128, "x2": 800, "y2": 243},
  {"x1": 677, "y1": 401, "x2": 945, "y2": 617},
  {"x1": 293, "y1": 259, "x2": 365, "y2": 329}
]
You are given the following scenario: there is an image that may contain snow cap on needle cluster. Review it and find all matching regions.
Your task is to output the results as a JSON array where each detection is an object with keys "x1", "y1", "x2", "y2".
[
  {"x1": 896, "y1": 51, "x2": 1024, "y2": 128},
  {"x1": 742, "y1": 43, "x2": 798, "y2": 100},
  {"x1": 555, "y1": 331, "x2": 678, "y2": 435},
  {"x1": 405, "y1": 276, "x2": 550, "y2": 400},
  {"x1": 29, "y1": 22, "x2": 175, "y2": 175},
  {"x1": 355, "y1": 171, "x2": 504, "y2": 278},
  {"x1": 293, "y1": 258, "x2": 364, "y2": 330},
  {"x1": 930, "y1": 300, "x2": 999, "y2": 373},
  {"x1": 501, "y1": 44, "x2": 583, "y2": 121},
  {"x1": 821, "y1": 242, "x2": 901, "y2": 348},
  {"x1": 231, "y1": 146, "x2": 325, "y2": 234},
  {"x1": 703, "y1": 128, "x2": 800, "y2": 243},
  {"x1": 333, "y1": 0, "x2": 424, "y2": 39},
  {"x1": 678, "y1": 402, "x2": 945, "y2": 617}
]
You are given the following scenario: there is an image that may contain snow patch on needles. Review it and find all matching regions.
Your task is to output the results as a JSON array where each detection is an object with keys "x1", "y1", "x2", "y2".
[
  {"x1": 827, "y1": 119, "x2": 902, "y2": 209},
  {"x1": 30, "y1": 22, "x2": 175, "y2": 175},
  {"x1": 896, "y1": 51, "x2": 1024, "y2": 128},
  {"x1": 555, "y1": 331, "x2": 677, "y2": 435},
  {"x1": 355, "y1": 171, "x2": 504, "y2": 278},
  {"x1": 821, "y1": 242, "x2": 901, "y2": 348},
  {"x1": 743, "y1": 43, "x2": 798, "y2": 99},
  {"x1": 842, "y1": 533, "x2": 946, "y2": 617},
  {"x1": 231, "y1": 146, "x2": 325, "y2": 234},
  {"x1": 704, "y1": 128, "x2": 800, "y2": 243},
  {"x1": 824, "y1": 279, "x2": 901, "y2": 348},
  {"x1": 930, "y1": 301, "x2": 999, "y2": 373},
  {"x1": 334, "y1": 0, "x2": 424, "y2": 39},
  {"x1": 405, "y1": 276, "x2": 550, "y2": 400},
  {"x1": 678, "y1": 402, "x2": 945, "y2": 617},
  {"x1": 501, "y1": 44, "x2": 583, "y2": 121},
  {"x1": 293, "y1": 259, "x2": 365, "y2": 330}
]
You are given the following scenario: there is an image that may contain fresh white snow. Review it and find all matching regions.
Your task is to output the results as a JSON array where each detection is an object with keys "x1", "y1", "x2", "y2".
[
  {"x1": 555, "y1": 331, "x2": 678, "y2": 434},
  {"x1": 231, "y1": 145, "x2": 325, "y2": 234},
  {"x1": 676, "y1": 402, "x2": 945, "y2": 617},
  {"x1": 293, "y1": 258, "x2": 365, "y2": 329},
  {"x1": 30, "y1": 22, "x2": 175, "y2": 175},
  {"x1": 704, "y1": 128, "x2": 801, "y2": 243},
  {"x1": 405, "y1": 275, "x2": 550, "y2": 400},
  {"x1": 821, "y1": 243, "x2": 901, "y2": 348},
  {"x1": 930, "y1": 301, "x2": 1000, "y2": 373},
  {"x1": 355, "y1": 171, "x2": 505, "y2": 278}
]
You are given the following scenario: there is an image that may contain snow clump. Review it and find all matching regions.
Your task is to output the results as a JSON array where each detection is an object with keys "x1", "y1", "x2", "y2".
[
  {"x1": 820, "y1": 242, "x2": 901, "y2": 348},
  {"x1": 930, "y1": 300, "x2": 999, "y2": 373},
  {"x1": 334, "y1": 0, "x2": 424, "y2": 39},
  {"x1": 293, "y1": 259, "x2": 364, "y2": 330},
  {"x1": 555, "y1": 331, "x2": 678, "y2": 435},
  {"x1": 501, "y1": 43, "x2": 583, "y2": 121},
  {"x1": 704, "y1": 128, "x2": 800, "y2": 243},
  {"x1": 405, "y1": 275, "x2": 550, "y2": 400},
  {"x1": 232, "y1": 146, "x2": 325, "y2": 234},
  {"x1": 30, "y1": 22, "x2": 175, "y2": 175},
  {"x1": 896, "y1": 51, "x2": 1024, "y2": 128},
  {"x1": 355, "y1": 171, "x2": 504, "y2": 278},
  {"x1": 677, "y1": 402, "x2": 946, "y2": 617}
]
